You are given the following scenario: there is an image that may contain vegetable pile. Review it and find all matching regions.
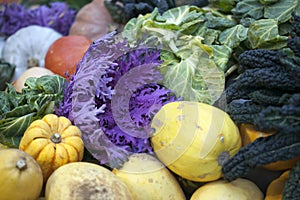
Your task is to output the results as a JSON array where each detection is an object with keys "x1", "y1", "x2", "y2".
[{"x1": 0, "y1": 0, "x2": 300, "y2": 199}]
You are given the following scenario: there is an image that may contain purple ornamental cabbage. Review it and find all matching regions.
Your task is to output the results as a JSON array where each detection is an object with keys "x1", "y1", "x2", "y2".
[
  {"x1": 55, "y1": 32, "x2": 179, "y2": 168},
  {"x1": 0, "y1": 3, "x2": 28, "y2": 36},
  {"x1": 0, "y1": 2, "x2": 76, "y2": 37}
]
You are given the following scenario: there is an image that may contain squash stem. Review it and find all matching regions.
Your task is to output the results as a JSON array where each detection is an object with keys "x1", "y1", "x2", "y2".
[
  {"x1": 50, "y1": 133, "x2": 62, "y2": 144},
  {"x1": 16, "y1": 158, "x2": 27, "y2": 170},
  {"x1": 28, "y1": 58, "x2": 39, "y2": 68}
]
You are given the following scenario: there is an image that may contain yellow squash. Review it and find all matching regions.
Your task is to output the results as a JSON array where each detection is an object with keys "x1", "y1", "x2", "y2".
[
  {"x1": 190, "y1": 178, "x2": 263, "y2": 200},
  {"x1": 19, "y1": 114, "x2": 84, "y2": 180},
  {"x1": 113, "y1": 153, "x2": 186, "y2": 200},
  {"x1": 0, "y1": 148, "x2": 43, "y2": 200},
  {"x1": 150, "y1": 101, "x2": 241, "y2": 182}
]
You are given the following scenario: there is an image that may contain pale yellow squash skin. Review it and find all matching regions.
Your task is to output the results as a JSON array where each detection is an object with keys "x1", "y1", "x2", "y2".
[
  {"x1": 190, "y1": 178, "x2": 264, "y2": 200},
  {"x1": 19, "y1": 114, "x2": 85, "y2": 181},
  {"x1": 45, "y1": 162, "x2": 133, "y2": 200},
  {"x1": 150, "y1": 101, "x2": 242, "y2": 182},
  {"x1": 113, "y1": 153, "x2": 186, "y2": 200},
  {"x1": 0, "y1": 148, "x2": 43, "y2": 200}
]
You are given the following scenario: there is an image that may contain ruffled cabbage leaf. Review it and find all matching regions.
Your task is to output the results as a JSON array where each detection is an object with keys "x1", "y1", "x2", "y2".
[{"x1": 123, "y1": 6, "x2": 225, "y2": 104}]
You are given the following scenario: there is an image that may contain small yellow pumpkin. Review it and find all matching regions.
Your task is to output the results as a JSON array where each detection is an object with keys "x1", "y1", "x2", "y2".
[
  {"x1": 0, "y1": 148, "x2": 43, "y2": 200},
  {"x1": 19, "y1": 114, "x2": 84, "y2": 180},
  {"x1": 150, "y1": 101, "x2": 242, "y2": 182}
]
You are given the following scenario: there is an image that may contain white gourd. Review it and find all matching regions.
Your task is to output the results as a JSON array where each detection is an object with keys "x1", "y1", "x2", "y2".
[{"x1": 2, "y1": 25, "x2": 62, "y2": 81}]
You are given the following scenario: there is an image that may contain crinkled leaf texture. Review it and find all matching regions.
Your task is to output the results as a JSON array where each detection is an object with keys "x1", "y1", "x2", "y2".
[
  {"x1": 65, "y1": 31, "x2": 178, "y2": 168},
  {"x1": 0, "y1": 75, "x2": 66, "y2": 147},
  {"x1": 122, "y1": 6, "x2": 225, "y2": 104}
]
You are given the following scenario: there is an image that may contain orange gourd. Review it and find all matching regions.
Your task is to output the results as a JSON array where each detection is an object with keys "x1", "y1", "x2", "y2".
[
  {"x1": 265, "y1": 170, "x2": 290, "y2": 200},
  {"x1": 45, "y1": 35, "x2": 91, "y2": 80}
]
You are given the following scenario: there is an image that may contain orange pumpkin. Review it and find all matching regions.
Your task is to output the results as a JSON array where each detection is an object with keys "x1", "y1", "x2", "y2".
[
  {"x1": 265, "y1": 170, "x2": 290, "y2": 200},
  {"x1": 44, "y1": 35, "x2": 91, "y2": 80},
  {"x1": 239, "y1": 124, "x2": 300, "y2": 171},
  {"x1": 69, "y1": 0, "x2": 122, "y2": 41}
]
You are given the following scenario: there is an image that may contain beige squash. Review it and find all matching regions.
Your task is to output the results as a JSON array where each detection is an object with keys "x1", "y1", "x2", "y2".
[
  {"x1": 45, "y1": 162, "x2": 133, "y2": 200},
  {"x1": 190, "y1": 178, "x2": 264, "y2": 200}
]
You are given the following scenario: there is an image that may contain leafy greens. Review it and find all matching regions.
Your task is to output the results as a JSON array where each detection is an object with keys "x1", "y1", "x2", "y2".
[{"x1": 0, "y1": 75, "x2": 66, "y2": 147}]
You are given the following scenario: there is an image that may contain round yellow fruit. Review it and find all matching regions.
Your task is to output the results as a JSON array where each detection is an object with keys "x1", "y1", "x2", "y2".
[
  {"x1": 150, "y1": 101, "x2": 241, "y2": 182},
  {"x1": 190, "y1": 178, "x2": 263, "y2": 200},
  {"x1": 113, "y1": 153, "x2": 186, "y2": 200},
  {"x1": 0, "y1": 148, "x2": 43, "y2": 200},
  {"x1": 45, "y1": 162, "x2": 133, "y2": 200}
]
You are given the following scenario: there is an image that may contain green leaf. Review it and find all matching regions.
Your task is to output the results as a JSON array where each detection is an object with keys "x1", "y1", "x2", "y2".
[
  {"x1": 210, "y1": 45, "x2": 233, "y2": 72},
  {"x1": 232, "y1": 0, "x2": 264, "y2": 20},
  {"x1": 264, "y1": 0, "x2": 298, "y2": 23},
  {"x1": 0, "y1": 59, "x2": 15, "y2": 91},
  {"x1": 259, "y1": 0, "x2": 279, "y2": 5},
  {"x1": 162, "y1": 35, "x2": 225, "y2": 104},
  {"x1": 0, "y1": 75, "x2": 66, "y2": 147},
  {"x1": 205, "y1": 12, "x2": 237, "y2": 30},
  {"x1": 218, "y1": 24, "x2": 248, "y2": 48},
  {"x1": 208, "y1": 0, "x2": 237, "y2": 13},
  {"x1": 195, "y1": 23, "x2": 221, "y2": 44},
  {"x1": 150, "y1": 6, "x2": 206, "y2": 35},
  {"x1": 0, "y1": 113, "x2": 35, "y2": 147},
  {"x1": 247, "y1": 18, "x2": 288, "y2": 49}
]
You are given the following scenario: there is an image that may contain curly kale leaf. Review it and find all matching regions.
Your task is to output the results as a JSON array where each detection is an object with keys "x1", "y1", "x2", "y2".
[
  {"x1": 104, "y1": 0, "x2": 175, "y2": 24},
  {"x1": 222, "y1": 129, "x2": 300, "y2": 181},
  {"x1": 226, "y1": 93, "x2": 300, "y2": 132},
  {"x1": 282, "y1": 160, "x2": 300, "y2": 200}
]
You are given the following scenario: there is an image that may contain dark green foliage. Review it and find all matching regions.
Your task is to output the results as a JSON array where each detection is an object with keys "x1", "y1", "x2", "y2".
[
  {"x1": 291, "y1": 15, "x2": 300, "y2": 37},
  {"x1": 0, "y1": 59, "x2": 15, "y2": 91},
  {"x1": 227, "y1": 95, "x2": 300, "y2": 132},
  {"x1": 222, "y1": 129, "x2": 300, "y2": 181},
  {"x1": 238, "y1": 49, "x2": 281, "y2": 72},
  {"x1": 225, "y1": 66, "x2": 300, "y2": 102},
  {"x1": 282, "y1": 160, "x2": 300, "y2": 200},
  {"x1": 104, "y1": 0, "x2": 175, "y2": 24},
  {"x1": 248, "y1": 89, "x2": 292, "y2": 106},
  {"x1": 287, "y1": 37, "x2": 300, "y2": 57},
  {"x1": 104, "y1": 0, "x2": 209, "y2": 24}
]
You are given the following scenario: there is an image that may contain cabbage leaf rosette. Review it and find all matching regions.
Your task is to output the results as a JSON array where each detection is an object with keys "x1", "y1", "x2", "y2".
[{"x1": 56, "y1": 32, "x2": 180, "y2": 168}]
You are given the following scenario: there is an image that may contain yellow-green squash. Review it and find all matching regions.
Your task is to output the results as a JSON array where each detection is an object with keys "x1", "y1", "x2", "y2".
[
  {"x1": 113, "y1": 153, "x2": 186, "y2": 200},
  {"x1": 150, "y1": 101, "x2": 242, "y2": 182}
]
